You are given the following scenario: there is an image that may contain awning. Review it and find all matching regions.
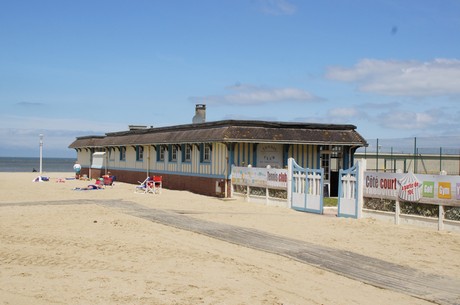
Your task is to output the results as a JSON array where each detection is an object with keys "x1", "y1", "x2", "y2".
[{"x1": 91, "y1": 152, "x2": 106, "y2": 169}]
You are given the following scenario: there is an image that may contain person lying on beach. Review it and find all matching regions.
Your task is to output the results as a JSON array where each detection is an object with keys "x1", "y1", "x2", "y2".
[{"x1": 73, "y1": 184, "x2": 104, "y2": 191}]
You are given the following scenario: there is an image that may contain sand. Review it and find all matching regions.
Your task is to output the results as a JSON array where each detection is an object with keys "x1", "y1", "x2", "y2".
[{"x1": 1, "y1": 172, "x2": 459, "y2": 305}]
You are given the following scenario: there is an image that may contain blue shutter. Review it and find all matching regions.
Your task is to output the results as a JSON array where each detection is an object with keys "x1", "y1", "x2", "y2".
[
  {"x1": 156, "y1": 145, "x2": 161, "y2": 161},
  {"x1": 199, "y1": 143, "x2": 204, "y2": 163},
  {"x1": 181, "y1": 144, "x2": 185, "y2": 162}
]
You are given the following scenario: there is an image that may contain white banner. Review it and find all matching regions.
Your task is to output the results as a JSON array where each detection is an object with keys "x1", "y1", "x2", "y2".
[{"x1": 231, "y1": 166, "x2": 287, "y2": 189}]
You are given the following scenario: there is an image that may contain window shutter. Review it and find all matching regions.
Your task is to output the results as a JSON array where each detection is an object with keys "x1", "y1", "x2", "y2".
[
  {"x1": 181, "y1": 144, "x2": 185, "y2": 162},
  {"x1": 156, "y1": 145, "x2": 161, "y2": 161},
  {"x1": 199, "y1": 143, "x2": 204, "y2": 163}
]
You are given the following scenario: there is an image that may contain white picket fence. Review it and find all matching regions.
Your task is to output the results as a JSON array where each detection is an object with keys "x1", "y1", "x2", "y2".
[{"x1": 230, "y1": 158, "x2": 460, "y2": 232}]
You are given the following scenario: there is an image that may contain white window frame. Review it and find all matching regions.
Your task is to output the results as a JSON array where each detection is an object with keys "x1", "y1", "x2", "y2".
[
  {"x1": 185, "y1": 144, "x2": 192, "y2": 162},
  {"x1": 203, "y1": 144, "x2": 211, "y2": 162},
  {"x1": 171, "y1": 145, "x2": 177, "y2": 162}
]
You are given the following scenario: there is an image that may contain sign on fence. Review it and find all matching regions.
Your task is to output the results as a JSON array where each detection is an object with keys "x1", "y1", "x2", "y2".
[
  {"x1": 364, "y1": 171, "x2": 460, "y2": 204},
  {"x1": 231, "y1": 166, "x2": 288, "y2": 189}
]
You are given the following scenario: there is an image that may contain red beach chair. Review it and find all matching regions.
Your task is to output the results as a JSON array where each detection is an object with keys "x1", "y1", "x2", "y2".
[
  {"x1": 102, "y1": 175, "x2": 113, "y2": 186},
  {"x1": 153, "y1": 176, "x2": 162, "y2": 194}
]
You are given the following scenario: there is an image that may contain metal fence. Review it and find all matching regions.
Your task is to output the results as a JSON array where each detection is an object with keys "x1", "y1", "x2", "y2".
[{"x1": 355, "y1": 137, "x2": 460, "y2": 175}]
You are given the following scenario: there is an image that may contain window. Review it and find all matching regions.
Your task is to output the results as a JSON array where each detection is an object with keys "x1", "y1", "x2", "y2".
[
  {"x1": 201, "y1": 143, "x2": 211, "y2": 163},
  {"x1": 120, "y1": 146, "x2": 126, "y2": 161},
  {"x1": 169, "y1": 145, "x2": 178, "y2": 162},
  {"x1": 320, "y1": 145, "x2": 330, "y2": 181},
  {"x1": 204, "y1": 144, "x2": 211, "y2": 161},
  {"x1": 185, "y1": 144, "x2": 192, "y2": 162},
  {"x1": 158, "y1": 145, "x2": 165, "y2": 161},
  {"x1": 136, "y1": 146, "x2": 144, "y2": 161}
]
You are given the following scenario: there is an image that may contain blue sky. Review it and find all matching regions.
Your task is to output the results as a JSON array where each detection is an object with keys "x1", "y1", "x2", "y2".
[{"x1": 1, "y1": 0, "x2": 460, "y2": 157}]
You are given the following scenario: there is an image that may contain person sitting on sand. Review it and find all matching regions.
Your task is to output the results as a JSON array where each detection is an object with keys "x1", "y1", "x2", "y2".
[{"x1": 73, "y1": 161, "x2": 82, "y2": 179}]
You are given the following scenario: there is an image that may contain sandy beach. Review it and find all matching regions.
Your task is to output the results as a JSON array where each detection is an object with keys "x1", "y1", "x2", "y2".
[{"x1": 1, "y1": 172, "x2": 459, "y2": 305}]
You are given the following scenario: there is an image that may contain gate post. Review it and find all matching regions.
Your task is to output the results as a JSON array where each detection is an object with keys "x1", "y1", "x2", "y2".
[
  {"x1": 287, "y1": 158, "x2": 293, "y2": 208},
  {"x1": 356, "y1": 159, "x2": 366, "y2": 218}
]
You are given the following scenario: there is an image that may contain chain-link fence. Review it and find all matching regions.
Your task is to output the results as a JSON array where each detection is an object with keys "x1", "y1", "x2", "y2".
[{"x1": 355, "y1": 136, "x2": 460, "y2": 175}]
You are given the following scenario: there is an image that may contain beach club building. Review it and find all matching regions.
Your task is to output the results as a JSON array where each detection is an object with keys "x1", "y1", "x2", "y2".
[{"x1": 68, "y1": 105, "x2": 367, "y2": 197}]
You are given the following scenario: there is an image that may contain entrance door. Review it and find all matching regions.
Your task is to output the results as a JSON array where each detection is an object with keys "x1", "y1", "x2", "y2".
[{"x1": 321, "y1": 145, "x2": 343, "y2": 197}]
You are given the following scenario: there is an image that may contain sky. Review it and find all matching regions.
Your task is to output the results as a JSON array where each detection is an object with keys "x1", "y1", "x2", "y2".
[{"x1": 1, "y1": 0, "x2": 460, "y2": 157}]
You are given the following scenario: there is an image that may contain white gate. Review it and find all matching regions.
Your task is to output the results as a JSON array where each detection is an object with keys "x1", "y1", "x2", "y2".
[
  {"x1": 337, "y1": 160, "x2": 365, "y2": 218},
  {"x1": 288, "y1": 158, "x2": 324, "y2": 214}
]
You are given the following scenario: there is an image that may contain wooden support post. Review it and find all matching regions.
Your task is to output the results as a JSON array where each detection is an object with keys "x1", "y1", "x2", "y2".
[
  {"x1": 395, "y1": 198, "x2": 400, "y2": 225},
  {"x1": 438, "y1": 205, "x2": 444, "y2": 231},
  {"x1": 266, "y1": 186, "x2": 269, "y2": 205}
]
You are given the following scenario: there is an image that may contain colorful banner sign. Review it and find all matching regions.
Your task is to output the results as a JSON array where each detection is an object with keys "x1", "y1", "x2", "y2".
[
  {"x1": 398, "y1": 172, "x2": 422, "y2": 202},
  {"x1": 364, "y1": 171, "x2": 460, "y2": 203}
]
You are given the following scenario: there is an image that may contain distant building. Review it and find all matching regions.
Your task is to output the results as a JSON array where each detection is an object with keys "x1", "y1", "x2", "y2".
[
  {"x1": 68, "y1": 105, "x2": 367, "y2": 197},
  {"x1": 355, "y1": 151, "x2": 460, "y2": 175}
]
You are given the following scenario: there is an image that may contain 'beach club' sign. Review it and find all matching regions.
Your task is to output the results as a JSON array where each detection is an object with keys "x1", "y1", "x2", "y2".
[
  {"x1": 364, "y1": 171, "x2": 460, "y2": 203},
  {"x1": 257, "y1": 144, "x2": 283, "y2": 168}
]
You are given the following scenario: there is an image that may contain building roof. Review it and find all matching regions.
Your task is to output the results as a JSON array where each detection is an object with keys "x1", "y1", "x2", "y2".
[{"x1": 68, "y1": 120, "x2": 367, "y2": 149}]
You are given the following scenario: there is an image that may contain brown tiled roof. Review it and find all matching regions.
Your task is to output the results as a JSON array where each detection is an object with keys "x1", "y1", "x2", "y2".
[{"x1": 68, "y1": 120, "x2": 367, "y2": 149}]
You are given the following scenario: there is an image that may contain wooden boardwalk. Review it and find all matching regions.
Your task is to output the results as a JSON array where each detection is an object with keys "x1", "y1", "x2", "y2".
[{"x1": 5, "y1": 200, "x2": 460, "y2": 305}]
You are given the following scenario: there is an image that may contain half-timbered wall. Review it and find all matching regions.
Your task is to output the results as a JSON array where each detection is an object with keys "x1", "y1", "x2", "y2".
[
  {"x1": 79, "y1": 143, "x2": 326, "y2": 177},
  {"x1": 98, "y1": 143, "x2": 228, "y2": 179},
  {"x1": 145, "y1": 143, "x2": 228, "y2": 178},
  {"x1": 233, "y1": 143, "x2": 256, "y2": 167},
  {"x1": 288, "y1": 144, "x2": 320, "y2": 169},
  {"x1": 232, "y1": 143, "x2": 320, "y2": 169}
]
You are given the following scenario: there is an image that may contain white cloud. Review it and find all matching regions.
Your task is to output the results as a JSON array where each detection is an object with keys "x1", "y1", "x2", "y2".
[
  {"x1": 328, "y1": 107, "x2": 361, "y2": 118},
  {"x1": 377, "y1": 111, "x2": 438, "y2": 130},
  {"x1": 326, "y1": 58, "x2": 460, "y2": 96},
  {"x1": 190, "y1": 83, "x2": 319, "y2": 106},
  {"x1": 358, "y1": 101, "x2": 401, "y2": 109},
  {"x1": 258, "y1": 0, "x2": 297, "y2": 15}
]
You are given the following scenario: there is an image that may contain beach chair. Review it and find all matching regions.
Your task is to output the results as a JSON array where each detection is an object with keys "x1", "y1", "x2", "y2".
[
  {"x1": 135, "y1": 177, "x2": 154, "y2": 193},
  {"x1": 102, "y1": 175, "x2": 113, "y2": 186},
  {"x1": 152, "y1": 176, "x2": 162, "y2": 194}
]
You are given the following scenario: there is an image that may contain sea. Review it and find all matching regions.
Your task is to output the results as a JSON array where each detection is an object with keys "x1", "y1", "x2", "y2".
[{"x1": 0, "y1": 157, "x2": 76, "y2": 172}]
